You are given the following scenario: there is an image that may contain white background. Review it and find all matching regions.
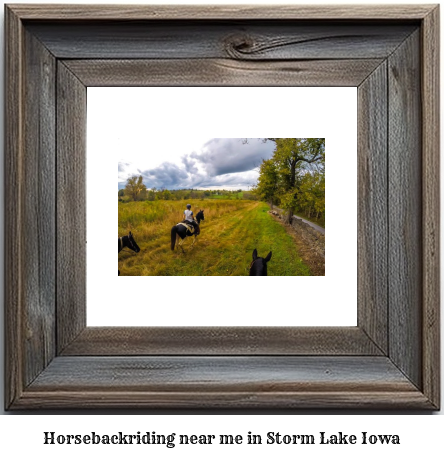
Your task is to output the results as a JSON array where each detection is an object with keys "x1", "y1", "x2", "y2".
[
  {"x1": 88, "y1": 87, "x2": 357, "y2": 326},
  {"x1": 0, "y1": 1, "x2": 442, "y2": 453}
]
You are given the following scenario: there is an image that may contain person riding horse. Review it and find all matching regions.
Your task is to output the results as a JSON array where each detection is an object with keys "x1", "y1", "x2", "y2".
[{"x1": 182, "y1": 204, "x2": 200, "y2": 235}]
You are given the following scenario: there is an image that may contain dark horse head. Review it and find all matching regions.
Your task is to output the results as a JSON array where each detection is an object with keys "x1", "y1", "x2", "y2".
[
  {"x1": 118, "y1": 231, "x2": 140, "y2": 275},
  {"x1": 196, "y1": 209, "x2": 205, "y2": 224},
  {"x1": 249, "y1": 249, "x2": 272, "y2": 276},
  {"x1": 119, "y1": 231, "x2": 140, "y2": 253}
]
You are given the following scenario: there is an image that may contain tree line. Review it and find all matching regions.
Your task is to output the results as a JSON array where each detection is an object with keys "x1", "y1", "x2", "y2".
[
  {"x1": 119, "y1": 178, "x2": 257, "y2": 202},
  {"x1": 253, "y1": 138, "x2": 325, "y2": 224}
]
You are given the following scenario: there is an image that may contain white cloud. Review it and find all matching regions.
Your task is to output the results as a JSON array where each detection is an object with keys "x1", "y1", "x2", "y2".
[{"x1": 118, "y1": 138, "x2": 274, "y2": 189}]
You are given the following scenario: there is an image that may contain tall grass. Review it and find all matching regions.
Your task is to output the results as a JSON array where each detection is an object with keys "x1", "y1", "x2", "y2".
[
  {"x1": 118, "y1": 200, "x2": 311, "y2": 276},
  {"x1": 119, "y1": 199, "x2": 251, "y2": 243}
]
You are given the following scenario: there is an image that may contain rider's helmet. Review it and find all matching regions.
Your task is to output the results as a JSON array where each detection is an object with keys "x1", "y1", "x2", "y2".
[{"x1": 186, "y1": 204, "x2": 191, "y2": 209}]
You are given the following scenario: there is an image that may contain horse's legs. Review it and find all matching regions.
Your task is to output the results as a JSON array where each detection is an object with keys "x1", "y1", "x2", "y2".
[
  {"x1": 191, "y1": 235, "x2": 197, "y2": 247},
  {"x1": 178, "y1": 235, "x2": 186, "y2": 253}
]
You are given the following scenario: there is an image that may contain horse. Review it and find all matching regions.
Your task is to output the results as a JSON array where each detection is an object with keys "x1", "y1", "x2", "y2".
[
  {"x1": 118, "y1": 231, "x2": 141, "y2": 275},
  {"x1": 195, "y1": 209, "x2": 204, "y2": 225},
  {"x1": 171, "y1": 209, "x2": 204, "y2": 252},
  {"x1": 249, "y1": 249, "x2": 272, "y2": 276}
]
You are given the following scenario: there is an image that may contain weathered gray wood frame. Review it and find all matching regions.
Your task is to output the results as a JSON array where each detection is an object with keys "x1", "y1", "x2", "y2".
[{"x1": 4, "y1": 5, "x2": 440, "y2": 409}]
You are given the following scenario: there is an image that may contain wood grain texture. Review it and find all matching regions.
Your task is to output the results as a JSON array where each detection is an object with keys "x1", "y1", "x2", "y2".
[
  {"x1": 15, "y1": 390, "x2": 434, "y2": 410},
  {"x1": 61, "y1": 327, "x2": 382, "y2": 356},
  {"x1": 4, "y1": 4, "x2": 24, "y2": 410},
  {"x1": 5, "y1": 9, "x2": 58, "y2": 409},
  {"x1": 64, "y1": 58, "x2": 384, "y2": 87},
  {"x1": 421, "y1": 6, "x2": 440, "y2": 409},
  {"x1": 4, "y1": 4, "x2": 440, "y2": 410},
  {"x1": 357, "y1": 62, "x2": 388, "y2": 354},
  {"x1": 56, "y1": 62, "x2": 87, "y2": 353},
  {"x1": 27, "y1": 22, "x2": 416, "y2": 60},
  {"x1": 7, "y1": 4, "x2": 435, "y2": 20},
  {"x1": 13, "y1": 356, "x2": 432, "y2": 409},
  {"x1": 21, "y1": 28, "x2": 57, "y2": 387},
  {"x1": 388, "y1": 31, "x2": 422, "y2": 389},
  {"x1": 29, "y1": 356, "x2": 418, "y2": 391}
]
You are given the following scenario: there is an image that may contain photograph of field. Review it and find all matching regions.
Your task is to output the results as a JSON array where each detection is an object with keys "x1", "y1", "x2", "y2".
[{"x1": 118, "y1": 138, "x2": 325, "y2": 276}]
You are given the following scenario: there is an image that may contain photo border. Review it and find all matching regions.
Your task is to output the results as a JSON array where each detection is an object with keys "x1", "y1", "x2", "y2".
[{"x1": 5, "y1": 4, "x2": 440, "y2": 409}]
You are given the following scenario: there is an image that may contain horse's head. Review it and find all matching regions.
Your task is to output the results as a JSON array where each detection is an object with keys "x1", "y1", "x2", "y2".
[
  {"x1": 196, "y1": 209, "x2": 205, "y2": 224},
  {"x1": 249, "y1": 249, "x2": 272, "y2": 276},
  {"x1": 127, "y1": 231, "x2": 141, "y2": 253}
]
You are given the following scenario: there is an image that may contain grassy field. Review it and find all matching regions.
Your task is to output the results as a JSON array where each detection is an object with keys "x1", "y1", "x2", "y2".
[{"x1": 118, "y1": 199, "x2": 311, "y2": 276}]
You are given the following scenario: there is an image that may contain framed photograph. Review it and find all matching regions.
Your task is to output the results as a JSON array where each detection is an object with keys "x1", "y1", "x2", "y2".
[
  {"x1": 92, "y1": 88, "x2": 351, "y2": 327},
  {"x1": 5, "y1": 4, "x2": 440, "y2": 409}
]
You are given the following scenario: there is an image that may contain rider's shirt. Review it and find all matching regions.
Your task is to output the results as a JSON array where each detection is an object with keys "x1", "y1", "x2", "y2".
[{"x1": 184, "y1": 209, "x2": 194, "y2": 222}]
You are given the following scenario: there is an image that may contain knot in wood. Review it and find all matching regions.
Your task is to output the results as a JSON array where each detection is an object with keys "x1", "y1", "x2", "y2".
[{"x1": 224, "y1": 34, "x2": 255, "y2": 59}]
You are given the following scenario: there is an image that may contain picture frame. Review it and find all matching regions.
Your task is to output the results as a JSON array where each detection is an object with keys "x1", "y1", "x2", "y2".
[{"x1": 5, "y1": 4, "x2": 440, "y2": 409}]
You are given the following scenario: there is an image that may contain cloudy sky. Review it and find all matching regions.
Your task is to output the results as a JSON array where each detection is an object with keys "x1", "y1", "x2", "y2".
[{"x1": 118, "y1": 137, "x2": 275, "y2": 190}]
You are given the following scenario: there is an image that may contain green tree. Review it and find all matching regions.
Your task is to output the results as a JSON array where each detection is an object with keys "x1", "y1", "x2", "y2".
[
  {"x1": 146, "y1": 189, "x2": 156, "y2": 201},
  {"x1": 253, "y1": 138, "x2": 325, "y2": 223},
  {"x1": 270, "y1": 138, "x2": 324, "y2": 223},
  {"x1": 124, "y1": 175, "x2": 147, "y2": 201},
  {"x1": 160, "y1": 189, "x2": 172, "y2": 200},
  {"x1": 297, "y1": 171, "x2": 325, "y2": 222},
  {"x1": 254, "y1": 159, "x2": 279, "y2": 208}
]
